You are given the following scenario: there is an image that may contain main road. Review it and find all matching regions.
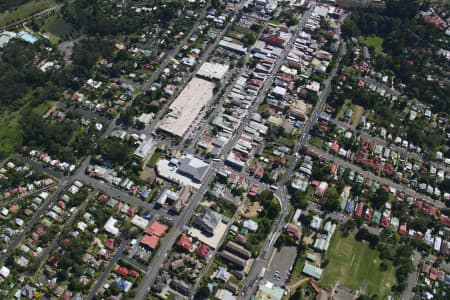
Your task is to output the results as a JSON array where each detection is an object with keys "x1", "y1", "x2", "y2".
[
  {"x1": 306, "y1": 144, "x2": 446, "y2": 208},
  {"x1": 328, "y1": 118, "x2": 450, "y2": 173},
  {"x1": 132, "y1": 167, "x2": 217, "y2": 300},
  {"x1": 240, "y1": 11, "x2": 348, "y2": 299}
]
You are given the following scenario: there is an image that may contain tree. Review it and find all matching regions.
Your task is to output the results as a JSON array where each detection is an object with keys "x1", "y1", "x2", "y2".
[
  {"x1": 369, "y1": 189, "x2": 389, "y2": 210},
  {"x1": 322, "y1": 188, "x2": 339, "y2": 211},
  {"x1": 194, "y1": 286, "x2": 210, "y2": 300},
  {"x1": 99, "y1": 139, "x2": 132, "y2": 164},
  {"x1": 342, "y1": 219, "x2": 357, "y2": 236},
  {"x1": 342, "y1": 18, "x2": 359, "y2": 38},
  {"x1": 385, "y1": 0, "x2": 420, "y2": 19},
  {"x1": 379, "y1": 261, "x2": 389, "y2": 272},
  {"x1": 292, "y1": 189, "x2": 308, "y2": 209}
]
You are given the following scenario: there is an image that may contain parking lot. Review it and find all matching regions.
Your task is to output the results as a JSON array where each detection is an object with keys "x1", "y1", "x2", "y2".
[{"x1": 264, "y1": 246, "x2": 297, "y2": 286}]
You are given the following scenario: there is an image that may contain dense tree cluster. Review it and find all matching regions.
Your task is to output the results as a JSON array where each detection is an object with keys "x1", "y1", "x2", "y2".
[
  {"x1": 0, "y1": 41, "x2": 47, "y2": 109},
  {"x1": 341, "y1": 0, "x2": 449, "y2": 113},
  {"x1": 0, "y1": 0, "x2": 30, "y2": 12},
  {"x1": 20, "y1": 110, "x2": 91, "y2": 163},
  {"x1": 72, "y1": 37, "x2": 115, "y2": 69},
  {"x1": 98, "y1": 139, "x2": 133, "y2": 165},
  {"x1": 61, "y1": 0, "x2": 185, "y2": 36}
]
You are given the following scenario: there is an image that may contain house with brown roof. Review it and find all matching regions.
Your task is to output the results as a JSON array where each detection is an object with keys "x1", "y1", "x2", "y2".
[{"x1": 286, "y1": 223, "x2": 302, "y2": 240}]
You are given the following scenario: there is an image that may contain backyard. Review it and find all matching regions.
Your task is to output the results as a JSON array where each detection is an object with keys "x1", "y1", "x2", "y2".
[{"x1": 320, "y1": 230, "x2": 397, "y2": 298}]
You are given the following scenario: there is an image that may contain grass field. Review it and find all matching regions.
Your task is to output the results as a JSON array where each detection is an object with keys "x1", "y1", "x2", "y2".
[
  {"x1": 309, "y1": 136, "x2": 324, "y2": 149},
  {"x1": 350, "y1": 105, "x2": 364, "y2": 127},
  {"x1": 44, "y1": 14, "x2": 72, "y2": 42},
  {"x1": 0, "y1": 0, "x2": 56, "y2": 27},
  {"x1": 276, "y1": 136, "x2": 294, "y2": 147},
  {"x1": 336, "y1": 100, "x2": 350, "y2": 120},
  {"x1": 359, "y1": 35, "x2": 384, "y2": 56},
  {"x1": 0, "y1": 102, "x2": 51, "y2": 160},
  {"x1": 320, "y1": 231, "x2": 396, "y2": 298},
  {"x1": 147, "y1": 150, "x2": 162, "y2": 168},
  {"x1": 0, "y1": 111, "x2": 22, "y2": 160}
]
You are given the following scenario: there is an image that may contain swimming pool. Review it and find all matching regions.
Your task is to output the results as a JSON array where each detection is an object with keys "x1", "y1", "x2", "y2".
[{"x1": 19, "y1": 32, "x2": 37, "y2": 44}]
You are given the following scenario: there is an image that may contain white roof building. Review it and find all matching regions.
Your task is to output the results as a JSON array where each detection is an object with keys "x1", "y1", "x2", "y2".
[
  {"x1": 134, "y1": 138, "x2": 156, "y2": 160},
  {"x1": 197, "y1": 62, "x2": 229, "y2": 81},
  {"x1": 243, "y1": 219, "x2": 259, "y2": 232},
  {"x1": 177, "y1": 154, "x2": 210, "y2": 183},
  {"x1": 0, "y1": 266, "x2": 10, "y2": 278},
  {"x1": 131, "y1": 215, "x2": 149, "y2": 230},
  {"x1": 104, "y1": 217, "x2": 120, "y2": 236}
]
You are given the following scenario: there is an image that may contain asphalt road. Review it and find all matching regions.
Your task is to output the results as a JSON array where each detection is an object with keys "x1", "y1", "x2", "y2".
[
  {"x1": 54, "y1": 101, "x2": 111, "y2": 125},
  {"x1": 140, "y1": 5, "x2": 241, "y2": 140},
  {"x1": 0, "y1": 180, "x2": 66, "y2": 264},
  {"x1": 132, "y1": 168, "x2": 216, "y2": 300},
  {"x1": 29, "y1": 197, "x2": 92, "y2": 275},
  {"x1": 307, "y1": 144, "x2": 446, "y2": 208},
  {"x1": 328, "y1": 118, "x2": 450, "y2": 173},
  {"x1": 87, "y1": 239, "x2": 128, "y2": 300},
  {"x1": 240, "y1": 4, "x2": 331, "y2": 297},
  {"x1": 401, "y1": 250, "x2": 421, "y2": 300}
]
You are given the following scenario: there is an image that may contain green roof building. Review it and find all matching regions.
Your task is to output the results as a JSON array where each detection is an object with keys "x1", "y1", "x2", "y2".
[
  {"x1": 302, "y1": 262, "x2": 323, "y2": 280},
  {"x1": 252, "y1": 281, "x2": 284, "y2": 300}
]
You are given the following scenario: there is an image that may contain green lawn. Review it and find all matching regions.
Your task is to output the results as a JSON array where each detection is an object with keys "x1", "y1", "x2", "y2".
[
  {"x1": 351, "y1": 105, "x2": 365, "y2": 127},
  {"x1": 276, "y1": 136, "x2": 294, "y2": 147},
  {"x1": 309, "y1": 136, "x2": 324, "y2": 149},
  {"x1": 0, "y1": 111, "x2": 22, "y2": 160},
  {"x1": 0, "y1": 0, "x2": 56, "y2": 27},
  {"x1": 359, "y1": 35, "x2": 384, "y2": 56},
  {"x1": 320, "y1": 231, "x2": 396, "y2": 298},
  {"x1": 43, "y1": 14, "x2": 73, "y2": 43},
  {"x1": 0, "y1": 101, "x2": 51, "y2": 160},
  {"x1": 147, "y1": 150, "x2": 162, "y2": 168}
]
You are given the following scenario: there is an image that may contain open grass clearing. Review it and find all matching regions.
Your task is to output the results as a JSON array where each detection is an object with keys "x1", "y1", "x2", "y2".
[
  {"x1": 276, "y1": 136, "x2": 294, "y2": 147},
  {"x1": 320, "y1": 230, "x2": 396, "y2": 298},
  {"x1": 0, "y1": 111, "x2": 22, "y2": 159},
  {"x1": 359, "y1": 35, "x2": 384, "y2": 56},
  {"x1": 147, "y1": 150, "x2": 162, "y2": 168},
  {"x1": 350, "y1": 105, "x2": 365, "y2": 127}
]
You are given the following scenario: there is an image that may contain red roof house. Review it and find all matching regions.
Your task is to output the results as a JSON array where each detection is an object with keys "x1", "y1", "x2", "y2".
[
  {"x1": 105, "y1": 239, "x2": 115, "y2": 250},
  {"x1": 36, "y1": 226, "x2": 46, "y2": 236},
  {"x1": 399, "y1": 223, "x2": 407, "y2": 235},
  {"x1": 330, "y1": 141, "x2": 340, "y2": 153},
  {"x1": 380, "y1": 215, "x2": 391, "y2": 228},
  {"x1": 98, "y1": 194, "x2": 108, "y2": 203},
  {"x1": 430, "y1": 267, "x2": 438, "y2": 281},
  {"x1": 364, "y1": 208, "x2": 373, "y2": 222},
  {"x1": 263, "y1": 35, "x2": 286, "y2": 47},
  {"x1": 254, "y1": 167, "x2": 265, "y2": 179},
  {"x1": 145, "y1": 221, "x2": 168, "y2": 237},
  {"x1": 141, "y1": 235, "x2": 159, "y2": 249},
  {"x1": 9, "y1": 204, "x2": 19, "y2": 212},
  {"x1": 127, "y1": 207, "x2": 136, "y2": 217},
  {"x1": 248, "y1": 184, "x2": 259, "y2": 197},
  {"x1": 440, "y1": 214, "x2": 450, "y2": 227},
  {"x1": 129, "y1": 269, "x2": 139, "y2": 278},
  {"x1": 115, "y1": 266, "x2": 129, "y2": 277},
  {"x1": 197, "y1": 244, "x2": 210, "y2": 259},
  {"x1": 354, "y1": 204, "x2": 364, "y2": 217},
  {"x1": 176, "y1": 235, "x2": 193, "y2": 251}
]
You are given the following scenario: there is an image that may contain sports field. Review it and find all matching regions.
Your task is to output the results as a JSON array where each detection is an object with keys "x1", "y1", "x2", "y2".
[{"x1": 320, "y1": 230, "x2": 396, "y2": 298}]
